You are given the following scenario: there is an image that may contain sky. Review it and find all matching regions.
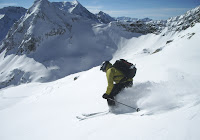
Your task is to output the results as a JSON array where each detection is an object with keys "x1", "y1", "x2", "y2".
[{"x1": 0, "y1": 0, "x2": 199, "y2": 20}]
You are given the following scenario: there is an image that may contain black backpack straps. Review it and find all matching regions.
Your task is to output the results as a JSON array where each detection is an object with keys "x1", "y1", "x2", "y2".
[{"x1": 113, "y1": 59, "x2": 136, "y2": 83}]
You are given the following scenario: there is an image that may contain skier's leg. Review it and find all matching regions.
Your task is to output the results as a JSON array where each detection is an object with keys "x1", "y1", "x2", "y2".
[
  {"x1": 107, "y1": 84, "x2": 123, "y2": 106},
  {"x1": 107, "y1": 96, "x2": 115, "y2": 106}
]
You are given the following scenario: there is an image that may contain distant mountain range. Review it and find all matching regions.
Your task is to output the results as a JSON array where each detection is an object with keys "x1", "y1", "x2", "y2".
[
  {"x1": 0, "y1": 1, "x2": 165, "y2": 43},
  {"x1": 115, "y1": 17, "x2": 152, "y2": 22}
]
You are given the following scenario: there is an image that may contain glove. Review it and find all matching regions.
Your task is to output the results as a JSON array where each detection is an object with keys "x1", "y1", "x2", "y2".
[{"x1": 102, "y1": 93, "x2": 109, "y2": 99}]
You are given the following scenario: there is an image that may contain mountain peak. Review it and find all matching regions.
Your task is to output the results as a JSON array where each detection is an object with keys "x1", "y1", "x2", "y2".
[
  {"x1": 52, "y1": 1, "x2": 99, "y2": 22},
  {"x1": 34, "y1": 0, "x2": 49, "y2": 3},
  {"x1": 72, "y1": 0, "x2": 80, "y2": 5},
  {"x1": 96, "y1": 11, "x2": 115, "y2": 23},
  {"x1": 33, "y1": 0, "x2": 50, "y2": 6},
  {"x1": 98, "y1": 11, "x2": 107, "y2": 15},
  {"x1": 29, "y1": 0, "x2": 51, "y2": 14}
]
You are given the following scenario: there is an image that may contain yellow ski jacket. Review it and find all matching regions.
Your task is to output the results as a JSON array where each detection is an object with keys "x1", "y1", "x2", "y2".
[{"x1": 105, "y1": 65, "x2": 133, "y2": 95}]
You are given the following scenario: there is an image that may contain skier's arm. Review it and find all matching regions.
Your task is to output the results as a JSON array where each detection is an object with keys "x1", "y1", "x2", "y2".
[{"x1": 106, "y1": 68, "x2": 114, "y2": 95}]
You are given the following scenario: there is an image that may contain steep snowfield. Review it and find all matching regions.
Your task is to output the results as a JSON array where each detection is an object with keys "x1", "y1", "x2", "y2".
[
  {"x1": 0, "y1": 23, "x2": 200, "y2": 140},
  {"x1": 0, "y1": 50, "x2": 50, "y2": 84}
]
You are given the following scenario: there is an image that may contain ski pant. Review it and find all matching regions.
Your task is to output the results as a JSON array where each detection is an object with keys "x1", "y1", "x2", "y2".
[{"x1": 107, "y1": 81, "x2": 133, "y2": 106}]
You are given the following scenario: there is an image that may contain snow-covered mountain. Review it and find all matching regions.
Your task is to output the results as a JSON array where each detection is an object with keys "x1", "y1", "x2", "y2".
[
  {"x1": 0, "y1": 6, "x2": 27, "y2": 42},
  {"x1": 116, "y1": 16, "x2": 138, "y2": 22},
  {"x1": 96, "y1": 11, "x2": 116, "y2": 23},
  {"x1": 52, "y1": 1, "x2": 116, "y2": 24},
  {"x1": 115, "y1": 17, "x2": 166, "y2": 34},
  {"x1": 115, "y1": 20, "x2": 166, "y2": 34},
  {"x1": 0, "y1": 0, "x2": 137, "y2": 89},
  {"x1": 115, "y1": 5, "x2": 200, "y2": 35},
  {"x1": 166, "y1": 6, "x2": 200, "y2": 32},
  {"x1": 139, "y1": 17, "x2": 153, "y2": 22},
  {"x1": 116, "y1": 16, "x2": 153, "y2": 22},
  {"x1": 52, "y1": 0, "x2": 99, "y2": 22}
]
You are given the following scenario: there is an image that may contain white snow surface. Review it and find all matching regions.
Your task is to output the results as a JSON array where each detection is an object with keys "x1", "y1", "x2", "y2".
[
  {"x1": 0, "y1": 22, "x2": 200, "y2": 140},
  {"x1": 0, "y1": 14, "x2": 4, "y2": 19}
]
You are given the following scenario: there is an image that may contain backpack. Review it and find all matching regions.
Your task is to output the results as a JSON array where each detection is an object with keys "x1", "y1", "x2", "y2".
[{"x1": 113, "y1": 59, "x2": 137, "y2": 82}]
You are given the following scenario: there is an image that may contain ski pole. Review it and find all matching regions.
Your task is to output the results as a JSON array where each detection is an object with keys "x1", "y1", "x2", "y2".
[{"x1": 108, "y1": 98, "x2": 140, "y2": 112}]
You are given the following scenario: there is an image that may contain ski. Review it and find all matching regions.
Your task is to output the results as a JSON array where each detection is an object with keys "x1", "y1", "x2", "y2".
[
  {"x1": 76, "y1": 109, "x2": 146, "y2": 120},
  {"x1": 76, "y1": 110, "x2": 110, "y2": 121},
  {"x1": 82, "y1": 110, "x2": 109, "y2": 117}
]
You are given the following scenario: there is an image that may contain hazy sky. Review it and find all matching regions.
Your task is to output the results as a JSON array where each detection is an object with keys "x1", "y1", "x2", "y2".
[{"x1": 0, "y1": 0, "x2": 199, "y2": 20}]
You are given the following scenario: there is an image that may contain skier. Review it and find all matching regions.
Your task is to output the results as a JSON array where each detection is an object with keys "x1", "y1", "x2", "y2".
[{"x1": 100, "y1": 61, "x2": 133, "y2": 107}]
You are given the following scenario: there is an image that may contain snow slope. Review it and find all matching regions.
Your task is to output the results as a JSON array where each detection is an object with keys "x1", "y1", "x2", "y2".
[{"x1": 0, "y1": 22, "x2": 200, "y2": 140}]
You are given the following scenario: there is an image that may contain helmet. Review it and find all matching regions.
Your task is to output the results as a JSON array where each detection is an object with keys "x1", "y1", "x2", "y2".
[{"x1": 100, "y1": 61, "x2": 111, "y2": 72}]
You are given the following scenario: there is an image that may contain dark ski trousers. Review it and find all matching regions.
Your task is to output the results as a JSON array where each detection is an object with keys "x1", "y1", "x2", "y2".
[{"x1": 107, "y1": 81, "x2": 133, "y2": 106}]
